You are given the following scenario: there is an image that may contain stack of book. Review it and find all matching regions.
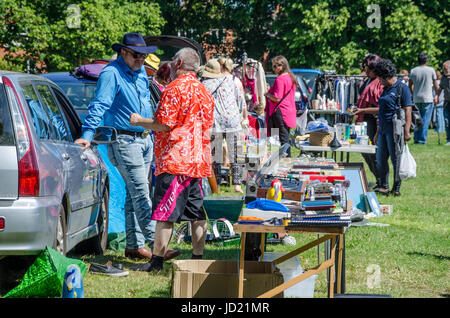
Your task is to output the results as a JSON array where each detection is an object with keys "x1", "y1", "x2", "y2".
[
  {"x1": 301, "y1": 200, "x2": 336, "y2": 214},
  {"x1": 288, "y1": 214, "x2": 351, "y2": 227}
]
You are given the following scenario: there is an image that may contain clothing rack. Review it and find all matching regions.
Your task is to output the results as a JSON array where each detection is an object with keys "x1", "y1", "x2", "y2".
[
  {"x1": 323, "y1": 74, "x2": 407, "y2": 78},
  {"x1": 323, "y1": 74, "x2": 366, "y2": 78},
  {"x1": 315, "y1": 74, "x2": 367, "y2": 112}
]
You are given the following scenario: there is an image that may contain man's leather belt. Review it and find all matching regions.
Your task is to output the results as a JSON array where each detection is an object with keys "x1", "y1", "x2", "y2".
[{"x1": 117, "y1": 129, "x2": 150, "y2": 138}]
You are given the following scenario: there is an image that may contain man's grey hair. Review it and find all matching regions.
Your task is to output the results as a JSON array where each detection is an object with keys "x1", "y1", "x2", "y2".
[
  {"x1": 444, "y1": 60, "x2": 450, "y2": 68},
  {"x1": 174, "y1": 48, "x2": 200, "y2": 73}
]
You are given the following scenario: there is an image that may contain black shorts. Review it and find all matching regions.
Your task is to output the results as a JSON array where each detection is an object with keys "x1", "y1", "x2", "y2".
[{"x1": 151, "y1": 173, "x2": 206, "y2": 223}]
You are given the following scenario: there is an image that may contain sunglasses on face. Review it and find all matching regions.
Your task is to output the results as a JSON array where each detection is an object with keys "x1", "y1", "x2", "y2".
[
  {"x1": 273, "y1": 64, "x2": 283, "y2": 68},
  {"x1": 125, "y1": 49, "x2": 147, "y2": 59}
]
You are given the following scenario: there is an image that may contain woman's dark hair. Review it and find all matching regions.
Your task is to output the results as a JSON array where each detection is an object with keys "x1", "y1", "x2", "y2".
[
  {"x1": 362, "y1": 54, "x2": 382, "y2": 70},
  {"x1": 374, "y1": 58, "x2": 397, "y2": 79},
  {"x1": 271, "y1": 55, "x2": 299, "y2": 87},
  {"x1": 156, "y1": 62, "x2": 171, "y2": 82}
]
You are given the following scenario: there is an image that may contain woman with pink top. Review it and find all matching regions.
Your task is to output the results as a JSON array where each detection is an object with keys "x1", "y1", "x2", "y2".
[{"x1": 264, "y1": 55, "x2": 298, "y2": 157}]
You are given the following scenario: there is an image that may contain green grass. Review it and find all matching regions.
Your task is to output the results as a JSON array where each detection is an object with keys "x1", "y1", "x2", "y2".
[{"x1": 1, "y1": 130, "x2": 449, "y2": 298}]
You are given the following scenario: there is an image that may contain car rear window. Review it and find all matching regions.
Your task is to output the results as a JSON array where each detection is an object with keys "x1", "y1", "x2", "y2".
[
  {"x1": 0, "y1": 84, "x2": 16, "y2": 146},
  {"x1": 297, "y1": 73, "x2": 317, "y2": 90}
]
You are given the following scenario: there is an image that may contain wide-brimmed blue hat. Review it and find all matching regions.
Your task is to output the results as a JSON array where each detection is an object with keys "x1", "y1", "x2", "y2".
[{"x1": 112, "y1": 33, "x2": 157, "y2": 54}]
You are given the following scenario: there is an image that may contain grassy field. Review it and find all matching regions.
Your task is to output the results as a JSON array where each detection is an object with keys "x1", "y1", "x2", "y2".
[{"x1": 1, "y1": 130, "x2": 449, "y2": 298}]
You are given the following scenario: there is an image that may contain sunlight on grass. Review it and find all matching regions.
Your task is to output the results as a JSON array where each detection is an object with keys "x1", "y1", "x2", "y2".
[
  {"x1": 80, "y1": 130, "x2": 449, "y2": 298},
  {"x1": 2, "y1": 131, "x2": 447, "y2": 299}
]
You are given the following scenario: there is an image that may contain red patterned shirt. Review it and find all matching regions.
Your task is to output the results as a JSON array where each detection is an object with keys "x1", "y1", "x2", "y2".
[{"x1": 154, "y1": 73, "x2": 215, "y2": 178}]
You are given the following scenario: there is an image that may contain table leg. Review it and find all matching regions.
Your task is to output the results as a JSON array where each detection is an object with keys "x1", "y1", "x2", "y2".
[
  {"x1": 337, "y1": 234, "x2": 344, "y2": 294},
  {"x1": 260, "y1": 233, "x2": 265, "y2": 261},
  {"x1": 328, "y1": 235, "x2": 337, "y2": 298},
  {"x1": 317, "y1": 234, "x2": 321, "y2": 266},
  {"x1": 238, "y1": 232, "x2": 246, "y2": 298}
]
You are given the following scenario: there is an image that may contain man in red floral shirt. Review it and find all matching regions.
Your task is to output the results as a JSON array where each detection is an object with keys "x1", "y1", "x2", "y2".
[{"x1": 129, "y1": 48, "x2": 214, "y2": 272}]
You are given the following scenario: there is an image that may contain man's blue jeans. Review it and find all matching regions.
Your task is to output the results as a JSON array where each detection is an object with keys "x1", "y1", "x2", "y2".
[
  {"x1": 377, "y1": 127, "x2": 401, "y2": 192},
  {"x1": 108, "y1": 134, "x2": 156, "y2": 250},
  {"x1": 414, "y1": 102, "x2": 434, "y2": 144},
  {"x1": 434, "y1": 105, "x2": 445, "y2": 133}
]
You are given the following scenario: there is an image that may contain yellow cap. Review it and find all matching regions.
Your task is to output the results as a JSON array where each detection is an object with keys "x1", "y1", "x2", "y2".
[{"x1": 144, "y1": 54, "x2": 160, "y2": 71}]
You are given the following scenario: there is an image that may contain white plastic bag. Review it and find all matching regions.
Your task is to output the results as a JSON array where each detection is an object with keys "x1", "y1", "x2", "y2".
[
  {"x1": 296, "y1": 109, "x2": 308, "y2": 135},
  {"x1": 399, "y1": 144, "x2": 416, "y2": 180}
]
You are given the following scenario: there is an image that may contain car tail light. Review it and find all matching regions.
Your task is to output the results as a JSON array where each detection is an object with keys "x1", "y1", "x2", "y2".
[
  {"x1": 3, "y1": 76, "x2": 40, "y2": 197},
  {"x1": 0, "y1": 217, "x2": 5, "y2": 231},
  {"x1": 18, "y1": 143, "x2": 40, "y2": 196}
]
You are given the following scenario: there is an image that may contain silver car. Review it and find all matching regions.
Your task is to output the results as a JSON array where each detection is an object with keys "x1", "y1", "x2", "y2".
[{"x1": 0, "y1": 71, "x2": 113, "y2": 257}]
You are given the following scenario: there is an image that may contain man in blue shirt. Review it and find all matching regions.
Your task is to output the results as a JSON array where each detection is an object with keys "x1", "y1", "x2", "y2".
[
  {"x1": 373, "y1": 59, "x2": 413, "y2": 196},
  {"x1": 75, "y1": 33, "x2": 179, "y2": 261}
]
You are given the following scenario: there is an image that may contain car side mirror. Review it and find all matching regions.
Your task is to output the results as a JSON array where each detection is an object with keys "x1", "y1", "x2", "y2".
[{"x1": 91, "y1": 126, "x2": 117, "y2": 145}]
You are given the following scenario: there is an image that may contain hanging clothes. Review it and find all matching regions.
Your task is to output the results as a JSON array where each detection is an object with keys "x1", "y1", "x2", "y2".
[{"x1": 234, "y1": 58, "x2": 267, "y2": 114}]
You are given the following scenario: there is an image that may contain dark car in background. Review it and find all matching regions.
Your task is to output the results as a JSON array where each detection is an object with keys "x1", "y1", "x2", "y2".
[
  {"x1": 0, "y1": 71, "x2": 113, "y2": 257},
  {"x1": 41, "y1": 72, "x2": 97, "y2": 119},
  {"x1": 291, "y1": 68, "x2": 322, "y2": 100}
]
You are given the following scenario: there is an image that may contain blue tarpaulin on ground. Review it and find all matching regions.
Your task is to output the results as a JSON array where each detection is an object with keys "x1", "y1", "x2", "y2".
[{"x1": 97, "y1": 145, "x2": 126, "y2": 234}]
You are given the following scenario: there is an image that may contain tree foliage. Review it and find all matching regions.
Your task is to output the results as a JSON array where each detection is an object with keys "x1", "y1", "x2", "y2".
[
  {"x1": 271, "y1": 0, "x2": 447, "y2": 73},
  {"x1": 1, "y1": 1, "x2": 447, "y2": 74},
  {"x1": 156, "y1": 0, "x2": 447, "y2": 73},
  {"x1": 0, "y1": 0, "x2": 165, "y2": 72}
]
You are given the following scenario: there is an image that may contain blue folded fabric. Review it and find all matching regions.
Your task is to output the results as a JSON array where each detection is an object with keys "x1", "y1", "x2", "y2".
[{"x1": 245, "y1": 198, "x2": 289, "y2": 212}]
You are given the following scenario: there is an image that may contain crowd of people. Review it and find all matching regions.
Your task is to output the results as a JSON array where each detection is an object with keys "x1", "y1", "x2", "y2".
[
  {"x1": 354, "y1": 53, "x2": 449, "y2": 196},
  {"x1": 74, "y1": 32, "x2": 449, "y2": 271}
]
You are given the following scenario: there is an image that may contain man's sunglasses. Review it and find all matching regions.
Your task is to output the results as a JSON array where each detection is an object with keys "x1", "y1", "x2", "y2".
[{"x1": 124, "y1": 48, "x2": 147, "y2": 59}]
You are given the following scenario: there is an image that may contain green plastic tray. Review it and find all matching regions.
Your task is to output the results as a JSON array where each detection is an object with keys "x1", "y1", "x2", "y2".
[{"x1": 203, "y1": 196, "x2": 244, "y2": 223}]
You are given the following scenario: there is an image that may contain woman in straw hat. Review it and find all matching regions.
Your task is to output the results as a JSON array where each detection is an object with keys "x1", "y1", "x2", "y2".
[{"x1": 201, "y1": 59, "x2": 246, "y2": 193}]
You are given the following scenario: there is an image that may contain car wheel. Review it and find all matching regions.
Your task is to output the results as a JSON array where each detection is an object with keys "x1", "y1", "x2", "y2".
[
  {"x1": 78, "y1": 190, "x2": 109, "y2": 255},
  {"x1": 54, "y1": 205, "x2": 67, "y2": 256}
]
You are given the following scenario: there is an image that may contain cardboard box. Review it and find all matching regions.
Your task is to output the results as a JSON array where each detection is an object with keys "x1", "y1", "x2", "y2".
[{"x1": 171, "y1": 260, "x2": 284, "y2": 298}]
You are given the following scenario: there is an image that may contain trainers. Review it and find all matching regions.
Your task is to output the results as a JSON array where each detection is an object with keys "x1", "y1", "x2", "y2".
[
  {"x1": 445, "y1": 142, "x2": 450, "y2": 146},
  {"x1": 89, "y1": 261, "x2": 129, "y2": 277}
]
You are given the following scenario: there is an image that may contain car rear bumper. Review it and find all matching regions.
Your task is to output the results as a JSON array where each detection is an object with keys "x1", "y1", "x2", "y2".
[{"x1": 0, "y1": 196, "x2": 60, "y2": 255}]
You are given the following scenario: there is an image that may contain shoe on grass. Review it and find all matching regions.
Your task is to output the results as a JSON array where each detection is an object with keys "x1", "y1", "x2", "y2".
[
  {"x1": 375, "y1": 188, "x2": 389, "y2": 196},
  {"x1": 445, "y1": 142, "x2": 450, "y2": 146},
  {"x1": 130, "y1": 255, "x2": 164, "y2": 272},
  {"x1": 89, "y1": 261, "x2": 129, "y2": 277}
]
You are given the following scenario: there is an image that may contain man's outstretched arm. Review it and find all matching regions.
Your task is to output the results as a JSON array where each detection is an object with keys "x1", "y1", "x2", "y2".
[{"x1": 130, "y1": 113, "x2": 171, "y2": 132}]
